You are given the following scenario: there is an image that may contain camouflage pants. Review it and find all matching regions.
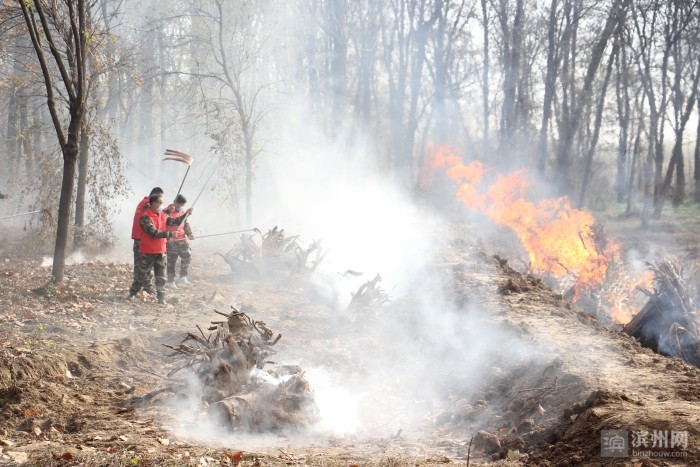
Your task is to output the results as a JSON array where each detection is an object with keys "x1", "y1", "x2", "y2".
[
  {"x1": 129, "y1": 253, "x2": 167, "y2": 300},
  {"x1": 132, "y1": 240, "x2": 154, "y2": 292},
  {"x1": 167, "y1": 241, "x2": 191, "y2": 281}
]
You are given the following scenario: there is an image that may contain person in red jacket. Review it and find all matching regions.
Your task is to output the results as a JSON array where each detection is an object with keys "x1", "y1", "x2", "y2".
[
  {"x1": 131, "y1": 187, "x2": 163, "y2": 294},
  {"x1": 128, "y1": 193, "x2": 192, "y2": 305},
  {"x1": 163, "y1": 194, "x2": 194, "y2": 289}
]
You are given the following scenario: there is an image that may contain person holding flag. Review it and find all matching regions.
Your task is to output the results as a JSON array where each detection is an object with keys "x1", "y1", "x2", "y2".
[
  {"x1": 164, "y1": 194, "x2": 194, "y2": 289},
  {"x1": 129, "y1": 193, "x2": 193, "y2": 305}
]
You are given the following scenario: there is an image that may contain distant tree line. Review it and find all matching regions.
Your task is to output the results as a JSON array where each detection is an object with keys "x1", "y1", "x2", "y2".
[{"x1": 1, "y1": 0, "x2": 699, "y2": 280}]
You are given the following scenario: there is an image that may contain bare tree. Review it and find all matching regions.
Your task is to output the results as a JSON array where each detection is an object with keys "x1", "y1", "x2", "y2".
[
  {"x1": 614, "y1": 28, "x2": 632, "y2": 203},
  {"x1": 554, "y1": 0, "x2": 631, "y2": 195},
  {"x1": 494, "y1": 0, "x2": 525, "y2": 161},
  {"x1": 17, "y1": 0, "x2": 88, "y2": 282},
  {"x1": 630, "y1": 0, "x2": 675, "y2": 225},
  {"x1": 536, "y1": 0, "x2": 571, "y2": 173},
  {"x1": 653, "y1": 2, "x2": 700, "y2": 214},
  {"x1": 480, "y1": 0, "x2": 491, "y2": 157},
  {"x1": 578, "y1": 34, "x2": 619, "y2": 207},
  {"x1": 208, "y1": 0, "x2": 271, "y2": 226}
]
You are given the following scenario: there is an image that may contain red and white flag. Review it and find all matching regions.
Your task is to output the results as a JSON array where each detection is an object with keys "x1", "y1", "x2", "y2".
[{"x1": 163, "y1": 149, "x2": 193, "y2": 165}]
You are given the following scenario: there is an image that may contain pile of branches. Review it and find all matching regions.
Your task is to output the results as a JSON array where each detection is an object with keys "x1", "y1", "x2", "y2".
[
  {"x1": 346, "y1": 273, "x2": 391, "y2": 314},
  {"x1": 216, "y1": 226, "x2": 327, "y2": 280},
  {"x1": 623, "y1": 258, "x2": 700, "y2": 367},
  {"x1": 161, "y1": 307, "x2": 319, "y2": 431}
]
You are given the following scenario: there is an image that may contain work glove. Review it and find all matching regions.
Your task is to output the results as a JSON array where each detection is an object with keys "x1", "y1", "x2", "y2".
[
  {"x1": 186, "y1": 208, "x2": 194, "y2": 216},
  {"x1": 188, "y1": 235, "x2": 195, "y2": 240}
]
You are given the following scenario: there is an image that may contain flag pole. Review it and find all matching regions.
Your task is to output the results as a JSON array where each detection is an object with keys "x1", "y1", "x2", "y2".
[
  {"x1": 171, "y1": 161, "x2": 219, "y2": 235},
  {"x1": 0, "y1": 210, "x2": 42, "y2": 221},
  {"x1": 163, "y1": 149, "x2": 194, "y2": 203},
  {"x1": 174, "y1": 165, "x2": 190, "y2": 202},
  {"x1": 170, "y1": 228, "x2": 260, "y2": 242}
]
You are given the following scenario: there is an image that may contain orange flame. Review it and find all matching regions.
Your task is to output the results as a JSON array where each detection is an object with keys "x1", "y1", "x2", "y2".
[
  {"x1": 424, "y1": 143, "x2": 634, "y2": 320},
  {"x1": 606, "y1": 270, "x2": 654, "y2": 324}
]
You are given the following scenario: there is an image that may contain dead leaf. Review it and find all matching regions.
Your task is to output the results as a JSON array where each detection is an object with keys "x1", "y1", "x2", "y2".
[
  {"x1": 0, "y1": 439, "x2": 14, "y2": 447},
  {"x1": 425, "y1": 457, "x2": 451, "y2": 464},
  {"x1": 24, "y1": 409, "x2": 40, "y2": 417},
  {"x1": 144, "y1": 428, "x2": 155, "y2": 435},
  {"x1": 224, "y1": 451, "x2": 243, "y2": 464}
]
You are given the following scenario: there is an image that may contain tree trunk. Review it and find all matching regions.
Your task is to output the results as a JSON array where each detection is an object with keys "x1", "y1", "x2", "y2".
[
  {"x1": 555, "y1": 0, "x2": 631, "y2": 194},
  {"x1": 654, "y1": 58, "x2": 700, "y2": 214},
  {"x1": 694, "y1": 99, "x2": 700, "y2": 202},
  {"x1": 626, "y1": 117, "x2": 642, "y2": 215},
  {"x1": 497, "y1": 0, "x2": 524, "y2": 161},
  {"x1": 53, "y1": 156, "x2": 77, "y2": 280},
  {"x1": 328, "y1": 0, "x2": 347, "y2": 132},
  {"x1": 245, "y1": 132, "x2": 253, "y2": 226},
  {"x1": 615, "y1": 40, "x2": 630, "y2": 203},
  {"x1": 74, "y1": 123, "x2": 89, "y2": 248},
  {"x1": 480, "y1": 0, "x2": 491, "y2": 158},
  {"x1": 537, "y1": 0, "x2": 565, "y2": 173},
  {"x1": 578, "y1": 40, "x2": 617, "y2": 207},
  {"x1": 6, "y1": 90, "x2": 19, "y2": 177}
]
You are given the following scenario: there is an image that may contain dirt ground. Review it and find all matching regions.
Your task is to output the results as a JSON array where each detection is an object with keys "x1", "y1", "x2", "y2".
[{"x1": 1, "y1": 216, "x2": 700, "y2": 467}]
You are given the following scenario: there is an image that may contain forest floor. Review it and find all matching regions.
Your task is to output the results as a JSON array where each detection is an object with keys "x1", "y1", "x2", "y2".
[{"x1": 1, "y1": 205, "x2": 700, "y2": 467}]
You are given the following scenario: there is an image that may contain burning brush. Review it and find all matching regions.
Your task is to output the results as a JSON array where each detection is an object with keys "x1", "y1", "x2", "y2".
[
  {"x1": 623, "y1": 258, "x2": 700, "y2": 367},
  {"x1": 420, "y1": 143, "x2": 657, "y2": 324}
]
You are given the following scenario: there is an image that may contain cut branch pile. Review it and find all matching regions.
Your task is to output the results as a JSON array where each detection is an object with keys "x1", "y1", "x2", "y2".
[
  {"x1": 162, "y1": 307, "x2": 319, "y2": 431},
  {"x1": 623, "y1": 258, "x2": 700, "y2": 367},
  {"x1": 216, "y1": 226, "x2": 327, "y2": 280},
  {"x1": 346, "y1": 273, "x2": 391, "y2": 314}
]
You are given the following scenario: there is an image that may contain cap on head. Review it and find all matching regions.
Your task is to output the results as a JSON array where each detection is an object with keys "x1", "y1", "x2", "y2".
[{"x1": 175, "y1": 194, "x2": 187, "y2": 205}]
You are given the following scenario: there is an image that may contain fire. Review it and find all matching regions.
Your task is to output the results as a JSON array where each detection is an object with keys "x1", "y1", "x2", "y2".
[
  {"x1": 424, "y1": 142, "x2": 636, "y2": 323},
  {"x1": 606, "y1": 270, "x2": 655, "y2": 325}
]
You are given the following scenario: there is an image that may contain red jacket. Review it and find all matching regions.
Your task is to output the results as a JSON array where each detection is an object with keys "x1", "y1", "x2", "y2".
[
  {"x1": 131, "y1": 196, "x2": 149, "y2": 240},
  {"x1": 139, "y1": 208, "x2": 169, "y2": 254},
  {"x1": 166, "y1": 206, "x2": 187, "y2": 240}
]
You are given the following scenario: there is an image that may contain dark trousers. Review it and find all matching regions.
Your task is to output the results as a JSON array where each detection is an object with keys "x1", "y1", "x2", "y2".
[
  {"x1": 132, "y1": 240, "x2": 154, "y2": 292},
  {"x1": 130, "y1": 253, "x2": 167, "y2": 299},
  {"x1": 167, "y1": 241, "x2": 192, "y2": 281}
]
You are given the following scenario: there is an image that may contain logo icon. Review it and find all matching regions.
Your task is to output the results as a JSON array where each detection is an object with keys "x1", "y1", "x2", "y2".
[{"x1": 601, "y1": 430, "x2": 628, "y2": 457}]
